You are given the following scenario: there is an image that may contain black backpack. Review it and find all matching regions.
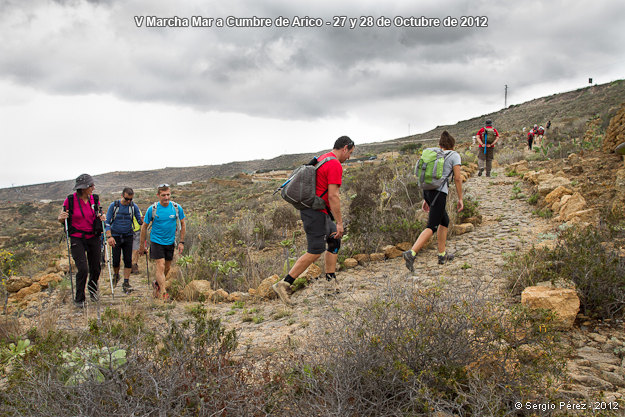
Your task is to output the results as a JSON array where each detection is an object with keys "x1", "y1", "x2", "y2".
[
  {"x1": 66, "y1": 193, "x2": 103, "y2": 237},
  {"x1": 275, "y1": 156, "x2": 337, "y2": 210}
]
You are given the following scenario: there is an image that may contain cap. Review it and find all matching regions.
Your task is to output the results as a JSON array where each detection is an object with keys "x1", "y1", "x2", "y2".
[
  {"x1": 73, "y1": 173, "x2": 94, "y2": 190},
  {"x1": 485, "y1": 119, "x2": 492, "y2": 126}
]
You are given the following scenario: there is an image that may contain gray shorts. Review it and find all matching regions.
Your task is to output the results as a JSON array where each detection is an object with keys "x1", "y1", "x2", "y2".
[
  {"x1": 300, "y1": 209, "x2": 338, "y2": 255},
  {"x1": 132, "y1": 230, "x2": 140, "y2": 251}
]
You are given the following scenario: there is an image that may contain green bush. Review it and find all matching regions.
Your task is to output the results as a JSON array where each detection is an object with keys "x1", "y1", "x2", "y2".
[
  {"x1": 0, "y1": 307, "x2": 278, "y2": 416},
  {"x1": 506, "y1": 226, "x2": 625, "y2": 319}
]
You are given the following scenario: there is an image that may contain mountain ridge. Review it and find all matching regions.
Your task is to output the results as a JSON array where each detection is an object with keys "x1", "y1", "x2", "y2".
[{"x1": 3, "y1": 79, "x2": 624, "y2": 202}]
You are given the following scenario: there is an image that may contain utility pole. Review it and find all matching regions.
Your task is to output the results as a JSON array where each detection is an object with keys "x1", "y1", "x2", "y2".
[{"x1": 504, "y1": 84, "x2": 508, "y2": 108}]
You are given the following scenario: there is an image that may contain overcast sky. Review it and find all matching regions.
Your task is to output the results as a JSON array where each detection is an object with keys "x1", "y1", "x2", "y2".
[{"x1": 1, "y1": 0, "x2": 624, "y2": 188}]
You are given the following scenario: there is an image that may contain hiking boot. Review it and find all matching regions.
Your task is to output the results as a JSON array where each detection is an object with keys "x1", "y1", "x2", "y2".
[
  {"x1": 112, "y1": 273, "x2": 120, "y2": 288},
  {"x1": 438, "y1": 252, "x2": 455, "y2": 265},
  {"x1": 485, "y1": 172, "x2": 491, "y2": 177},
  {"x1": 478, "y1": 169, "x2": 483, "y2": 177},
  {"x1": 131, "y1": 263, "x2": 139, "y2": 274},
  {"x1": 403, "y1": 250, "x2": 416, "y2": 273},
  {"x1": 272, "y1": 281, "x2": 293, "y2": 305},
  {"x1": 74, "y1": 300, "x2": 85, "y2": 309},
  {"x1": 325, "y1": 277, "x2": 340, "y2": 295},
  {"x1": 122, "y1": 281, "x2": 133, "y2": 294}
]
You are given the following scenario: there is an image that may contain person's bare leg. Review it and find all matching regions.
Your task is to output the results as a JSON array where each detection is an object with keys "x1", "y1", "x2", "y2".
[
  {"x1": 288, "y1": 253, "x2": 322, "y2": 278},
  {"x1": 154, "y1": 259, "x2": 166, "y2": 298},
  {"x1": 437, "y1": 226, "x2": 448, "y2": 254},
  {"x1": 411, "y1": 228, "x2": 434, "y2": 254},
  {"x1": 324, "y1": 251, "x2": 337, "y2": 274}
]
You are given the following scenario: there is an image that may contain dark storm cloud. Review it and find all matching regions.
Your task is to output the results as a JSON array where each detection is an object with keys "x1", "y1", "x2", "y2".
[{"x1": 1, "y1": 0, "x2": 624, "y2": 120}]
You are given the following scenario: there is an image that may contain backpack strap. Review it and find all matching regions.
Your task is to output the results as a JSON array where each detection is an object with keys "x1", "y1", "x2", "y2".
[
  {"x1": 315, "y1": 156, "x2": 338, "y2": 199},
  {"x1": 111, "y1": 200, "x2": 121, "y2": 225}
]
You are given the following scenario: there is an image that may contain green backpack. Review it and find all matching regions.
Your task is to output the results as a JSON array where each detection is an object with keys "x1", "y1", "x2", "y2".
[{"x1": 415, "y1": 148, "x2": 453, "y2": 191}]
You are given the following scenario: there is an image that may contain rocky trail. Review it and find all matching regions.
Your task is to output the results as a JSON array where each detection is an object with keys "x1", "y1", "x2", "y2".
[{"x1": 11, "y1": 165, "x2": 625, "y2": 404}]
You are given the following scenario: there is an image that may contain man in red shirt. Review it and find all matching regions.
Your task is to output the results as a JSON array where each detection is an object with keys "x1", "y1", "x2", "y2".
[
  {"x1": 476, "y1": 119, "x2": 500, "y2": 177},
  {"x1": 273, "y1": 136, "x2": 355, "y2": 304}
]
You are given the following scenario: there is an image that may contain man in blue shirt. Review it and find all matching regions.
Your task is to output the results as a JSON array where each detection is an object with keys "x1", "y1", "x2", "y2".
[
  {"x1": 139, "y1": 184, "x2": 186, "y2": 300},
  {"x1": 105, "y1": 187, "x2": 143, "y2": 294}
]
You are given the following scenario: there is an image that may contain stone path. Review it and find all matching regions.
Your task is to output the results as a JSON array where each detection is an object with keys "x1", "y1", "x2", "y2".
[{"x1": 16, "y1": 167, "x2": 625, "y2": 404}]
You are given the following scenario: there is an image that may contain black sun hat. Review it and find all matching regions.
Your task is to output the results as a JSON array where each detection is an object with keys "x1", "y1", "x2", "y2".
[{"x1": 73, "y1": 173, "x2": 94, "y2": 190}]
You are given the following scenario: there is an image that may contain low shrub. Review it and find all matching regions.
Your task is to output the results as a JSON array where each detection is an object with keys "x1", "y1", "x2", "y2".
[
  {"x1": 288, "y1": 281, "x2": 565, "y2": 416},
  {"x1": 506, "y1": 226, "x2": 625, "y2": 319},
  {"x1": 0, "y1": 306, "x2": 278, "y2": 416}
]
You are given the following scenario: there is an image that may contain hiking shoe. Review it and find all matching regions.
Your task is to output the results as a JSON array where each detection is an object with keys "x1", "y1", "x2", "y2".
[
  {"x1": 272, "y1": 281, "x2": 293, "y2": 305},
  {"x1": 74, "y1": 300, "x2": 85, "y2": 309},
  {"x1": 112, "y1": 273, "x2": 120, "y2": 288},
  {"x1": 122, "y1": 281, "x2": 133, "y2": 294},
  {"x1": 325, "y1": 277, "x2": 340, "y2": 295},
  {"x1": 403, "y1": 250, "x2": 416, "y2": 273},
  {"x1": 478, "y1": 169, "x2": 483, "y2": 177},
  {"x1": 486, "y1": 172, "x2": 491, "y2": 177},
  {"x1": 131, "y1": 263, "x2": 139, "y2": 274},
  {"x1": 438, "y1": 252, "x2": 455, "y2": 265}
]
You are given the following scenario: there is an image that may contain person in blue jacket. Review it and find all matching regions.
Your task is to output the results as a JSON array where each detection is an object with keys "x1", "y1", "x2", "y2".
[{"x1": 105, "y1": 187, "x2": 143, "y2": 294}]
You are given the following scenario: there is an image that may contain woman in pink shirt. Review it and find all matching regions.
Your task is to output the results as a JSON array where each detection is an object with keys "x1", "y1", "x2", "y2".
[{"x1": 58, "y1": 174, "x2": 106, "y2": 307}]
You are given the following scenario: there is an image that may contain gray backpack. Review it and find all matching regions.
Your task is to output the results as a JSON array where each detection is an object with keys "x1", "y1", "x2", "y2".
[{"x1": 276, "y1": 156, "x2": 337, "y2": 210}]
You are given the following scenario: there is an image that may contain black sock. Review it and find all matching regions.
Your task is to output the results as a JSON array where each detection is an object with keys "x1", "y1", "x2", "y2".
[
  {"x1": 124, "y1": 279, "x2": 129, "y2": 284},
  {"x1": 326, "y1": 272, "x2": 336, "y2": 281},
  {"x1": 284, "y1": 274, "x2": 295, "y2": 285}
]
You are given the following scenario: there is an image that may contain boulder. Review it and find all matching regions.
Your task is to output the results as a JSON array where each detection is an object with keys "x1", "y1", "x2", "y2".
[
  {"x1": 462, "y1": 215, "x2": 483, "y2": 225},
  {"x1": 227, "y1": 291, "x2": 250, "y2": 303},
  {"x1": 524, "y1": 169, "x2": 547, "y2": 184},
  {"x1": 567, "y1": 209, "x2": 599, "y2": 224},
  {"x1": 255, "y1": 275, "x2": 281, "y2": 299},
  {"x1": 183, "y1": 280, "x2": 213, "y2": 301},
  {"x1": 211, "y1": 288, "x2": 229, "y2": 302},
  {"x1": 300, "y1": 264, "x2": 322, "y2": 281},
  {"x1": 37, "y1": 273, "x2": 63, "y2": 289},
  {"x1": 521, "y1": 286, "x2": 580, "y2": 329},
  {"x1": 370, "y1": 253, "x2": 385, "y2": 262},
  {"x1": 395, "y1": 242, "x2": 412, "y2": 251},
  {"x1": 5, "y1": 276, "x2": 33, "y2": 293},
  {"x1": 538, "y1": 176, "x2": 571, "y2": 196},
  {"x1": 166, "y1": 265, "x2": 184, "y2": 282},
  {"x1": 343, "y1": 258, "x2": 358, "y2": 269},
  {"x1": 57, "y1": 258, "x2": 75, "y2": 273},
  {"x1": 559, "y1": 192, "x2": 587, "y2": 221},
  {"x1": 545, "y1": 186, "x2": 573, "y2": 207},
  {"x1": 453, "y1": 223, "x2": 474, "y2": 235},
  {"x1": 15, "y1": 283, "x2": 42, "y2": 301},
  {"x1": 382, "y1": 245, "x2": 403, "y2": 259},
  {"x1": 509, "y1": 160, "x2": 529, "y2": 174},
  {"x1": 353, "y1": 254, "x2": 370, "y2": 265}
]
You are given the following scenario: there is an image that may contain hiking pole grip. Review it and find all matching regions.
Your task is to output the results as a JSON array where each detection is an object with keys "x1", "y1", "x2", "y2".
[
  {"x1": 64, "y1": 218, "x2": 75, "y2": 297},
  {"x1": 100, "y1": 208, "x2": 115, "y2": 299}
]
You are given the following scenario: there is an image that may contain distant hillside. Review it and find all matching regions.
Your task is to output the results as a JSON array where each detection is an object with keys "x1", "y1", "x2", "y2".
[{"x1": 2, "y1": 79, "x2": 624, "y2": 202}]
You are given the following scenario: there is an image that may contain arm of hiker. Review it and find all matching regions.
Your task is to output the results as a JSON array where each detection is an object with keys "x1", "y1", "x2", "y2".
[
  {"x1": 422, "y1": 200, "x2": 430, "y2": 212},
  {"x1": 327, "y1": 184, "x2": 344, "y2": 238},
  {"x1": 105, "y1": 204, "x2": 116, "y2": 247},
  {"x1": 178, "y1": 218, "x2": 186, "y2": 254},
  {"x1": 58, "y1": 208, "x2": 68, "y2": 224},
  {"x1": 453, "y1": 164, "x2": 464, "y2": 212},
  {"x1": 139, "y1": 222, "x2": 148, "y2": 254},
  {"x1": 476, "y1": 131, "x2": 484, "y2": 146}
]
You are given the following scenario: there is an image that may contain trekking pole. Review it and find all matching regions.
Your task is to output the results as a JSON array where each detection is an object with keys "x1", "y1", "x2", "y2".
[
  {"x1": 100, "y1": 209, "x2": 115, "y2": 299},
  {"x1": 63, "y1": 218, "x2": 75, "y2": 297}
]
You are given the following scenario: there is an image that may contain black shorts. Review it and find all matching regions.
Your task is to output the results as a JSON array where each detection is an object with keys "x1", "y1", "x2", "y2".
[
  {"x1": 150, "y1": 242, "x2": 175, "y2": 261},
  {"x1": 300, "y1": 209, "x2": 338, "y2": 255},
  {"x1": 423, "y1": 190, "x2": 449, "y2": 233}
]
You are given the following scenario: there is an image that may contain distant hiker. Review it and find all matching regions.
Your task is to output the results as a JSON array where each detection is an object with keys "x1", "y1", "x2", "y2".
[
  {"x1": 403, "y1": 131, "x2": 464, "y2": 272},
  {"x1": 533, "y1": 124, "x2": 540, "y2": 146},
  {"x1": 104, "y1": 187, "x2": 143, "y2": 294},
  {"x1": 476, "y1": 119, "x2": 500, "y2": 177},
  {"x1": 272, "y1": 136, "x2": 355, "y2": 305},
  {"x1": 131, "y1": 205, "x2": 143, "y2": 274},
  {"x1": 139, "y1": 184, "x2": 186, "y2": 301},
  {"x1": 536, "y1": 125, "x2": 545, "y2": 146},
  {"x1": 527, "y1": 129, "x2": 535, "y2": 150},
  {"x1": 57, "y1": 174, "x2": 106, "y2": 307},
  {"x1": 546, "y1": 120, "x2": 551, "y2": 130}
]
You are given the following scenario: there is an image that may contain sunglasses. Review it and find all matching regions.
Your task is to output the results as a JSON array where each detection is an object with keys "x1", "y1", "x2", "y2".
[
  {"x1": 158, "y1": 183, "x2": 170, "y2": 188},
  {"x1": 123, "y1": 196, "x2": 133, "y2": 201}
]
